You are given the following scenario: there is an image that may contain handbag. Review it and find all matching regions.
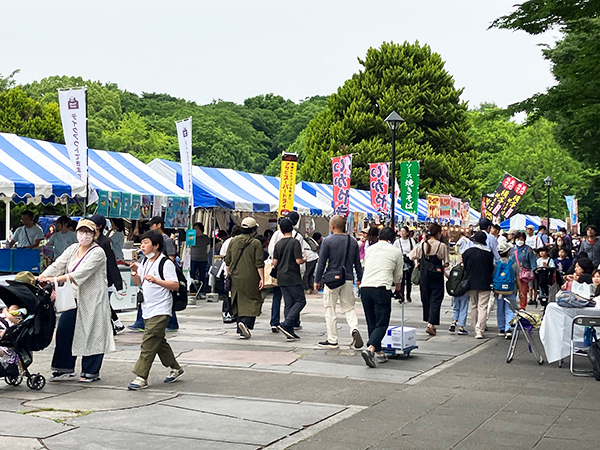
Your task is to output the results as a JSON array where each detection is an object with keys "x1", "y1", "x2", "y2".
[
  {"x1": 514, "y1": 248, "x2": 534, "y2": 283},
  {"x1": 54, "y1": 277, "x2": 77, "y2": 312},
  {"x1": 411, "y1": 266, "x2": 421, "y2": 285},
  {"x1": 264, "y1": 261, "x2": 278, "y2": 287},
  {"x1": 322, "y1": 235, "x2": 351, "y2": 290}
]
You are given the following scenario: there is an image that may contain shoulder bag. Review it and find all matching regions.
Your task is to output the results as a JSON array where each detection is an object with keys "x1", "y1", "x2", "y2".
[
  {"x1": 322, "y1": 235, "x2": 351, "y2": 290},
  {"x1": 514, "y1": 248, "x2": 534, "y2": 283},
  {"x1": 54, "y1": 245, "x2": 99, "y2": 312},
  {"x1": 224, "y1": 240, "x2": 252, "y2": 292}
]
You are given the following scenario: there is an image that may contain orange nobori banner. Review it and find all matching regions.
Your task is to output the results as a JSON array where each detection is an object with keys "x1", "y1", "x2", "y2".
[{"x1": 278, "y1": 153, "x2": 298, "y2": 216}]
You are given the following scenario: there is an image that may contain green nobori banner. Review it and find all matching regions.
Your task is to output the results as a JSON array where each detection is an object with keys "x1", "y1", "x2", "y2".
[{"x1": 400, "y1": 161, "x2": 419, "y2": 214}]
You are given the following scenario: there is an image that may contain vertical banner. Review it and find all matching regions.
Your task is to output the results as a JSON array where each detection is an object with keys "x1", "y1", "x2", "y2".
[
  {"x1": 481, "y1": 194, "x2": 494, "y2": 220},
  {"x1": 121, "y1": 193, "x2": 132, "y2": 219},
  {"x1": 58, "y1": 88, "x2": 87, "y2": 187},
  {"x1": 369, "y1": 163, "x2": 389, "y2": 214},
  {"x1": 439, "y1": 195, "x2": 451, "y2": 220},
  {"x1": 131, "y1": 194, "x2": 141, "y2": 220},
  {"x1": 427, "y1": 194, "x2": 440, "y2": 219},
  {"x1": 141, "y1": 195, "x2": 152, "y2": 219},
  {"x1": 109, "y1": 192, "x2": 121, "y2": 218},
  {"x1": 565, "y1": 196, "x2": 577, "y2": 229},
  {"x1": 278, "y1": 152, "x2": 298, "y2": 216},
  {"x1": 485, "y1": 173, "x2": 529, "y2": 218},
  {"x1": 400, "y1": 161, "x2": 419, "y2": 214},
  {"x1": 462, "y1": 201, "x2": 471, "y2": 227},
  {"x1": 332, "y1": 154, "x2": 352, "y2": 217},
  {"x1": 96, "y1": 190, "x2": 109, "y2": 216},
  {"x1": 152, "y1": 195, "x2": 163, "y2": 218},
  {"x1": 175, "y1": 117, "x2": 193, "y2": 207}
]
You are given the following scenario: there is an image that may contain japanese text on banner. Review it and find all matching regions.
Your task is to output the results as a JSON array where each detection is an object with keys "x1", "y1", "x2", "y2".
[
  {"x1": 427, "y1": 194, "x2": 440, "y2": 219},
  {"x1": 332, "y1": 155, "x2": 352, "y2": 217},
  {"x1": 369, "y1": 163, "x2": 389, "y2": 214},
  {"x1": 400, "y1": 161, "x2": 419, "y2": 214},
  {"x1": 278, "y1": 153, "x2": 298, "y2": 216},
  {"x1": 176, "y1": 117, "x2": 193, "y2": 208}
]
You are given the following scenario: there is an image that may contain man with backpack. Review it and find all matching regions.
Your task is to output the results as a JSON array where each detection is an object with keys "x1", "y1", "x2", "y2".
[
  {"x1": 493, "y1": 242, "x2": 521, "y2": 338},
  {"x1": 462, "y1": 231, "x2": 495, "y2": 339}
]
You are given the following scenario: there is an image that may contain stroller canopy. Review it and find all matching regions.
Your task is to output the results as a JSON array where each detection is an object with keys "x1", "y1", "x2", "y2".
[{"x1": 0, "y1": 283, "x2": 39, "y2": 312}]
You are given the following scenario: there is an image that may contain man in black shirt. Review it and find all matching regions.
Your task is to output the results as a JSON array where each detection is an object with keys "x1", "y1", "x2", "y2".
[{"x1": 273, "y1": 219, "x2": 307, "y2": 340}]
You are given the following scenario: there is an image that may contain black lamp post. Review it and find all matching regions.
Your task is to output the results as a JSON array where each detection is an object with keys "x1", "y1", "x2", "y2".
[
  {"x1": 544, "y1": 176, "x2": 553, "y2": 231},
  {"x1": 385, "y1": 111, "x2": 404, "y2": 229}
]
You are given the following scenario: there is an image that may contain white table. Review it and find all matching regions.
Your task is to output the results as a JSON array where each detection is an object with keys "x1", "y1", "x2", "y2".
[{"x1": 540, "y1": 302, "x2": 600, "y2": 363}]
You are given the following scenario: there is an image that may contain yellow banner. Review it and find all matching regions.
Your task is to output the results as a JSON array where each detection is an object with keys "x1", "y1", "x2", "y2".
[
  {"x1": 427, "y1": 194, "x2": 440, "y2": 219},
  {"x1": 278, "y1": 156, "x2": 298, "y2": 216}
]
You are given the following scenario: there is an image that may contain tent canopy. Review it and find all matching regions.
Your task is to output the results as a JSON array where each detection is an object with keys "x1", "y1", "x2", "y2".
[
  {"x1": 0, "y1": 133, "x2": 188, "y2": 204},
  {"x1": 500, "y1": 214, "x2": 566, "y2": 231},
  {"x1": 0, "y1": 132, "x2": 87, "y2": 204},
  {"x1": 148, "y1": 159, "x2": 332, "y2": 216}
]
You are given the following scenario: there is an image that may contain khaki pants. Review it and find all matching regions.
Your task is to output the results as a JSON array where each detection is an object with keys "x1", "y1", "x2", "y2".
[
  {"x1": 133, "y1": 315, "x2": 181, "y2": 380},
  {"x1": 323, "y1": 280, "x2": 358, "y2": 344},
  {"x1": 469, "y1": 290, "x2": 490, "y2": 336}
]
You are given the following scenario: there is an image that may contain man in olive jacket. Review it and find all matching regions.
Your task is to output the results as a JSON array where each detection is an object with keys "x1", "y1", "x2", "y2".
[{"x1": 225, "y1": 217, "x2": 265, "y2": 339}]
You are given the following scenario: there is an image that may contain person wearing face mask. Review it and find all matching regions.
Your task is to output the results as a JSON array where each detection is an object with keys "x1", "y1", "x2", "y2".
[
  {"x1": 38, "y1": 219, "x2": 115, "y2": 382},
  {"x1": 509, "y1": 231, "x2": 537, "y2": 310}
]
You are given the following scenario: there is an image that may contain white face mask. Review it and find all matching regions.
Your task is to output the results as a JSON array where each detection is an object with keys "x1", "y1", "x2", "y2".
[
  {"x1": 145, "y1": 252, "x2": 156, "y2": 260},
  {"x1": 515, "y1": 240, "x2": 525, "y2": 247},
  {"x1": 77, "y1": 231, "x2": 94, "y2": 247}
]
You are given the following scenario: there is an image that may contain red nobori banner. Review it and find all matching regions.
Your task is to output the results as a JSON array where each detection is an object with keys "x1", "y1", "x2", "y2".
[
  {"x1": 485, "y1": 173, "x2": 529, "y2": 218},
  {"x1": 332, "y1": 154, "x2": 352, "y2": 217},
  {"x1": 369, "y1": 162, "x2": 389, "y2": 214},
  {"x1": 439, "y1": 195, "x2": 452, "y2": 219}
]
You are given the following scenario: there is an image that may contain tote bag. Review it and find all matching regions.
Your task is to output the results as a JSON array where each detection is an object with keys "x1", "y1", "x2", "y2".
[{"x1": 54, "y1": 277, "x2": 76, "y2": 312}]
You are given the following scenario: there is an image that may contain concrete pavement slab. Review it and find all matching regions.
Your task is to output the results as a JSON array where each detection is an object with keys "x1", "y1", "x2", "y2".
[
  {"x1": 545, "y1": 407, "x2": 600, "y2": 441},
  {"x1": 66, "y1": 403, "x2": 296, "y2": 446},
  {"x1": 178, "y1": 348, "x2": 301, "y2": 365},
  {"x1": 453, "y1": 429, "x2": 541, "y2": 449},
  {"x1": 0, "y1": 383, "x2": 84, "y2": 401},
  {"x1": 43, "y1": 428, "x2": 257, "y2": 450},
  {"x1": 0, "y1": 397, "x2": 27, "y2": 412},
  {"x1": 0, "y1": 411, "x2": 71, "y2": 438},
  {"x1": 24, "y1": 387, "x2": 177, "y2": 412},
  {"x1": 163, "y1": 394, "x2": 346, "y2": 429},
  {"x1": 0, "y1": 436, "x2": 46, "y2": 450}
]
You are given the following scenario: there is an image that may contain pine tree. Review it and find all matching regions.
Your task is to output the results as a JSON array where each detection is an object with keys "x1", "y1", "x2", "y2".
[{"x1": 300, "y1": 41, "x2": 476, "y2": 198}]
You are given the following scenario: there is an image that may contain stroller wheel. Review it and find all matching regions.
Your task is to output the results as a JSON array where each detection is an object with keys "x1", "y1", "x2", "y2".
[
  {"x1": 27, "y1": 374, "x2": 46, "y2": 390},
  {"x1": 5, "y1": 375, "x2": 23, "y2": 386}
]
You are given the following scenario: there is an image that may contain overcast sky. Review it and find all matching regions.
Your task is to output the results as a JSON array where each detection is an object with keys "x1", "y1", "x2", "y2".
[{"x1": 2, "y1": 0, "x2": 558, "y2": 109}]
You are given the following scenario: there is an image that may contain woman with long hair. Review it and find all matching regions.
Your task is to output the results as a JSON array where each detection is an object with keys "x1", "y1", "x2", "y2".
[
  {"x1": 409, "y1": 223, "x2": 449, "y2": 336},
  {"x1": 394, "y1": 226, "x2": 417, "y2": 302}
]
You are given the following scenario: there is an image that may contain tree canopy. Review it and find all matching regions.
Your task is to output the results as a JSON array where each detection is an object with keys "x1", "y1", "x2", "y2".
[{"x1": 300, "y1": 41, "x2": 476, "y2": 199}]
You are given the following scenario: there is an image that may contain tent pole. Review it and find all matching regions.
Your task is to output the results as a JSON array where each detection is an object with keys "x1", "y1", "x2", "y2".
[{"x1": 5, "y1": 200, "x2": 10, "y2": 243}]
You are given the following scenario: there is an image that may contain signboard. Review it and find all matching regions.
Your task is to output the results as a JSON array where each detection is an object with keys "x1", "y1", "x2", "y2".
[
  {"x1": 332, "y1": 154, "x2": 352, "y2": 217},
  {"x1": 427, "y1": 194, "x2": 440, "y2": 219},
  {"x1": 400, "y1": 161, "x2": 419, "y2": 214},
  {"x1": 165, "y1": 196, "x2": 189, "y2": 228},
  {"x1": 485, "y1": 174, "x2": 529, "y2": 218},
  {"x1": 369, "y1": 162, "x2": 389, "y2": 214},
  {"x1": 278, "y1": 153, "x2": 298, "y2": 216}
]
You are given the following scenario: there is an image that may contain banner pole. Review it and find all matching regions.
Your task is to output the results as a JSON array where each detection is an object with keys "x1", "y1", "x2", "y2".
[{"x1": 84, "y1": 88, "x2": 89, "y2": 216}]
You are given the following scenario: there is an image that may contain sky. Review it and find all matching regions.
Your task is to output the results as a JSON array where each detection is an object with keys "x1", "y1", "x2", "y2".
[{"x1": 2, "y1": 0, "x2": 559, "y2": 109}]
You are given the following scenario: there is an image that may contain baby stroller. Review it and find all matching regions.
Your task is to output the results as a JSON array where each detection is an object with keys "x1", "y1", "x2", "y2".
[
  {"x1": 533, "y1": 266, "x2": 559, "y2": 311},
  {"x1": 0, "y1": 280, "x2": 55, "y2": 390}
]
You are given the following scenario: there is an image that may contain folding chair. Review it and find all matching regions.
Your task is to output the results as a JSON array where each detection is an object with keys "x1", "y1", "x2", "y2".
[
  {"x1": 505, "y1": 299, "x2": 544, "y2": 365},
  {"x1": 570, "y1": 316, "x2": 600, "y2": 376}
]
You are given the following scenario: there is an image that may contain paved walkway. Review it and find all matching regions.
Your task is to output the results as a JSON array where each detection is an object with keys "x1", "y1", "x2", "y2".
[{"x1": 1, "y1": 291, "x2": 598, "y2": 449}]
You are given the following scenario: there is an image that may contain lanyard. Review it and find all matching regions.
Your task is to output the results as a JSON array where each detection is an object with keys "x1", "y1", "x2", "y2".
[{"x1": 141, "y1": 256, "x2": 160, "y2": 285}]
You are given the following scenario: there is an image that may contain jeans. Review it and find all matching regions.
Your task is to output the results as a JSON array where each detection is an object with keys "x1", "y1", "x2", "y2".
[
  {"x1": 420, "y1": 271, "x2": 444, "y2": 325},
  {"x1": 280, "y1": 284, "x2": 307, "y2": 328},
  {"x1": 132, "y1": 306, "x2": 178, "y2": 330},
  {"x1": 361, "y1": 287, "x2": 392, "y2": 352},
  {"x1": 190, "y1": 260, "x2": 208, "y2": 294},
  {"x1": 496, "y1": 293, "x2": 517, "y2": 332},
  {"x1": 270, "y1": 286, "x2": 283, "y2": 326},
  {"x1": 51, "y1": 308, "x2": 104, "y2": 378},
  {"x1": 401, "y1": 263, "x2": 413, "y2": 300},
  {"x1": 133, "y1": 315, "x2": 181, "y2": 380},
  {"x1": 452, "y1": 294, "x2": 470, "y2": 327}
]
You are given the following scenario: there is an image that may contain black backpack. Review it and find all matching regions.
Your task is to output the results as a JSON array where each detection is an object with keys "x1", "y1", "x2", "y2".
[
  {"x1": 446, "y1": 263, "x2": 470, "y2": 297},
  {"x1": 158, "y1": 257, "x2": 188, "y2": 312}
]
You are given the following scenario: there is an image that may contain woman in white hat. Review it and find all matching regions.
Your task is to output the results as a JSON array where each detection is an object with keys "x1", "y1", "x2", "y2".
[{"x1": 39, "y1": 219, "x2": 115, "y2": 382}]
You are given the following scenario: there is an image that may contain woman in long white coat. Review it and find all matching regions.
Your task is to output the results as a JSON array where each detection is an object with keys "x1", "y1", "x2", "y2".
[{"x1": 39, "y1": 219, "x2": 115, "y2": 382}]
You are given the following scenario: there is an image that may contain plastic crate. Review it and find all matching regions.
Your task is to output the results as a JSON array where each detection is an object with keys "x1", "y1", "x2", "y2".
[{"x1": 12, "y1": 249, "x2": 42, "y2": 273}]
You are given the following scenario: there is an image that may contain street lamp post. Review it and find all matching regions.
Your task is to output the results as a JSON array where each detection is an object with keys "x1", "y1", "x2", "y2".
[
  {"x1": 384, "y1": 111, "x2": 404, "y2": 229},
  {"x1": 544, "y1": 176, "x2": 553, "y2": 231}
]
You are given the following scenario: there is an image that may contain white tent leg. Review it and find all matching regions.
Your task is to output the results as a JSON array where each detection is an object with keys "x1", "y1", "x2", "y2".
[{"x1": 5, "y1": 200, "x2": 10, "y2": 243}]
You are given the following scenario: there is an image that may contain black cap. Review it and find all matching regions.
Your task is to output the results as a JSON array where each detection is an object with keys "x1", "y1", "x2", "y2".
[
  {"x1": 473, "y1": 231, "x2": 487, "y2": 245},
  {"x1": 89, "y1": 214, "x2": 107, "y2": 229},
  {"x1": 284, "y1": 210, "x2": 300, "y2": 226},
  {"x1": 149, "y1": 216, "x2": 164, "y2": 226},
  {"x1": 478, "y1": 218, "x2": 492, "y2": 230}
]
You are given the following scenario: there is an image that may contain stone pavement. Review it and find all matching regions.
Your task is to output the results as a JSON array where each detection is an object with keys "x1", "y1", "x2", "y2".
[{"x1": 1, "y1": 291, "x2": 599, "y2": 449}]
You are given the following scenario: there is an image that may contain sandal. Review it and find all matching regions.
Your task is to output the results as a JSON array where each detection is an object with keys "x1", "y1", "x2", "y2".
[{"x1": 426, "y1": 324, "x2": 436, "y2": 336}]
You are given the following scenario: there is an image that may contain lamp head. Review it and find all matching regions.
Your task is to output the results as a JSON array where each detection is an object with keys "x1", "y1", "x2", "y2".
[
  {"x1": 544, "y1": 176, "x2": 553, "y2": 187},
  {"x1": 384, "y1": 111, "x2": 404, "y2": 131}
]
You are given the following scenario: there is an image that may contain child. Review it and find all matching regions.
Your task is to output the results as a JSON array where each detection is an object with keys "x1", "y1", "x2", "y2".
[
  {"x1": 449, "y1": 294, "x2": 469, "y2": 335},
  {"x1": 0, "y1": 305, "x2": 27, "y2": 371},
  {"x1": 536, "y1": 247, "x2": 555, "y2": 268},
  {"x1": 554, "y1": 248, "x2": 572, "y2": 275},
  {"x1": 494, "y1": 243, "x2": 521, "y2": 338}
]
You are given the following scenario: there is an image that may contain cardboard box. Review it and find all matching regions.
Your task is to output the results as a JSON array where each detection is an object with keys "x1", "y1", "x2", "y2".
[{"x1": 381, "y1": 326, "x2": 417, "y2": 349}]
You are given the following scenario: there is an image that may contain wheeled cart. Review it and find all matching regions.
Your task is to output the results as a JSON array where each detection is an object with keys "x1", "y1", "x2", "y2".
[{"x1": 382, "y1": 298, "x2": 418, "y2": 358}]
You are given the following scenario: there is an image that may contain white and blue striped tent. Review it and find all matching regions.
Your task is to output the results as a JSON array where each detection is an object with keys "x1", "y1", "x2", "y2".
[
  {"x1": 148, "y1": 159, "x2": 332, "y2": 216},
  {"x1": 0, "y1": 133, "x2": 87, "y2": 204},
  {"x1": 298, "y1": 181, "x2": 418, "y2": 221},
  {"x1": 500, "y1": 214, "x2": 566, "y2": 231},
  {"x1": 0, "y1": 133, "x2": 188, "y2": 203}
]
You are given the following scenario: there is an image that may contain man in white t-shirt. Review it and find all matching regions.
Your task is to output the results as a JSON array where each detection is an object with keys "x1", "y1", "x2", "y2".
[
  {"x1": 48, "y1": 216, "x2": 78, "y2": 258},
  {"x1": 525, "y1": 225, "x2": 542, "y2": 250},
  {"x1": 127, "y1": 230, "x2": 183, "y2": 390},
  {"x1": 9, "y1": 210, "x2": 44, "y2": 249}
]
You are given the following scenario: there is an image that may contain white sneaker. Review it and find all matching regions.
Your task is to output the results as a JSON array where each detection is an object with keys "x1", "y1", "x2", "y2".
[{"x1": 50, "y1": 372, "x2": 76, "y2": 382}]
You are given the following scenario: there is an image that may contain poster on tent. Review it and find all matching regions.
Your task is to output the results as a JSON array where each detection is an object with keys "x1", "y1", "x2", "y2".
[
  {"x1": 109, "y1": 192, "x2": 121, "y2": 218},
  {"x1": 141, "y1": 195, "x2": 152, "y2": 219},
  {"x1": 450, "y1": 197, "x2": 460, "y2": 221},
  {"x1": 427, "y1": 194, "x2": 440, "y2": 219},
  {"x1": 461, "y1": 201, "x2": 471, "y2": 227},
  {"x1": 152, "y1": 195, "x2": 162, "y2": 218},
  {"x1": 96, "y1": 190, "x2": 109, "y2": 217},
  {"x1": 130, "y1": 194, "x2": 141, "y2": 220},
  {"x1": 332, "y1": 154, "x2": 352, "y2": 217},
  {"x1": 400, "y1": 161, "x2": 419, "y2": 214},
  {"x1": 278, "y1": 152, "x2": 298, "y2": 216},
  {"x1": 369, "y1": 163, "x2": 389, "y2": 215},
  {"x1": 165, "y1": 196, "x2": 189, "y2": 228},
  {"x1": 439, "y1": 195, "x2": 451, "y2": 220},
  {"x1": 121, "y1": 193, "x2": 132, "y2": 219}
]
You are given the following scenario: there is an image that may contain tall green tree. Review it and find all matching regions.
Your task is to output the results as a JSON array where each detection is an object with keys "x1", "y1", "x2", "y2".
[{"x1": 300, "y1": 41, "x2": 476, "y2": 198}]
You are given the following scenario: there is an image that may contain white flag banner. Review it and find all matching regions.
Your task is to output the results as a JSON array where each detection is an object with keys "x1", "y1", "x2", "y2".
[
  {"x1": 58, "y1": 88, "x2": 88, "y2": 188},
  {"x1": 394, "y1": 178, "x2": 400, "y2": 200},
  {"x1": 176, "y1": 117, "x2": 193, "y2": 207}
]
